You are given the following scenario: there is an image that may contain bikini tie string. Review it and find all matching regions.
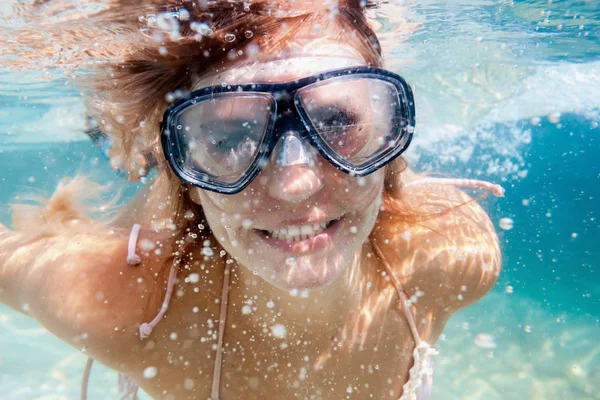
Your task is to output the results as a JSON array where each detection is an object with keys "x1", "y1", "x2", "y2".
[
  {"x1": 138, "y1": 258, "x2": 179, "y2": 339},
  {"x1": 126, "y1": 223, "x2": 142, "y2": 265}
]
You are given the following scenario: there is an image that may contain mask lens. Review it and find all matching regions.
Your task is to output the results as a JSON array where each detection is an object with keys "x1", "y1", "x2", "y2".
[
  {"x1": 298, "y1": 78, "x2": 405, "y2": 166},
  {"x1": 174, "y1": 94, "x2": 271, "y2": 183}
]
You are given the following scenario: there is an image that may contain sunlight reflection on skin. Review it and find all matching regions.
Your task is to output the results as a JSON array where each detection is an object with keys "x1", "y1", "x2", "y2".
[{"x1": 335, "y1": 179, "x2": 501, "y2": 354}]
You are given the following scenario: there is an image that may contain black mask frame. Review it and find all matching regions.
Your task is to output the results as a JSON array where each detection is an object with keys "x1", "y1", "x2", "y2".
[{"x1": 161, "y1": 66, "x2": 415, "y2": 194}]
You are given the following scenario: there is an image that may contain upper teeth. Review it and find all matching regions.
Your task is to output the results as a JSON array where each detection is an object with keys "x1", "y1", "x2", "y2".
[{"x1": 268, "y1": 222, "x2": 329, "y2": 242}]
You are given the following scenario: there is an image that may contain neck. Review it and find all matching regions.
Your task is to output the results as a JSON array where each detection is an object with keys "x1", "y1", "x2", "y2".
[{"x1": 228, "y1": 241, "x2": 377, "y2": 325}]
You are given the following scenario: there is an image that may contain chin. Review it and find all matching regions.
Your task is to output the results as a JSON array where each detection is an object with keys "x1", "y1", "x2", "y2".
[{"x1": 256, "y1": 251, "x2": 351, "y2": 292}]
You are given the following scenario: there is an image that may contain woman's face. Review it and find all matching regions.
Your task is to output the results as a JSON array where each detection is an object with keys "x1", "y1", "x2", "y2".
[{"x1": 189, "y1": 49, "x2": 386, "y2": 291}]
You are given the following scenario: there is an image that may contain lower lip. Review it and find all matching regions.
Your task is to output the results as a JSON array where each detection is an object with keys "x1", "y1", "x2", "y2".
[{"x1": 255, "y1": 217, "x2": 344, "y2": 254}]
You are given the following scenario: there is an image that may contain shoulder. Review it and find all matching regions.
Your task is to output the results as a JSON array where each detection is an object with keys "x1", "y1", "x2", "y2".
[
  {"x1": 20, "y1": 227, "x2": 174, "y2": 363},
  {"x1": 372, "y1": 169, "x2": 501, "y2": 315}
]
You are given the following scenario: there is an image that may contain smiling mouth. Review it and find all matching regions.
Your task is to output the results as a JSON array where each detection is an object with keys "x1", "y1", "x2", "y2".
[{"x1": 256, "y1": 217, "x2": 342, "y2": 243}]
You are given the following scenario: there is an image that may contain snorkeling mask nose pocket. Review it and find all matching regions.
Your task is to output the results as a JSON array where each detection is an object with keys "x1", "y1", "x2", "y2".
[
  {"x1": 271, "y1": 130, "x2": 317, "y2": 167},
  {"x1": 270, "y1": 113, "x2": 317, "y2": 167}
]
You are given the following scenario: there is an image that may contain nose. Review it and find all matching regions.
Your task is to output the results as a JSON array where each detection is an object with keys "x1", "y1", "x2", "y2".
[{"x1": 267, "y1": 130, "x2": 324, "y2": 203}]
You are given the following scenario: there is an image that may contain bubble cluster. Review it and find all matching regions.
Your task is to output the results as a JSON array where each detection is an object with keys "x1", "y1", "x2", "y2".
[{"x1": 271, "y1": 324, "x2": 287, "y2": 338}]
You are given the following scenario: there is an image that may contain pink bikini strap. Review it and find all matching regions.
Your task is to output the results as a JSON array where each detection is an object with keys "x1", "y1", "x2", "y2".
[
  {"x1": 127, "y1": 223, "x2": 142, "y2": 265},
  {"x1": 129, "y1": 223, "x2": 233, "y2": 400},
  {"x1": 80, "y1": 357, "x2": 94, "y2": 400},
  {"x1": 404, "y1": 177, "x2": 505, "y2": 198},
  {"x1": 139, "y1": 258, "x2": 179, "y2": 339},
  {"x1": 372, "y1": 241, "x2": 423, "y2": 346},
  {"x1": 82, "y1": 225, "x2": 232, "y2": 400},
  {"x1": 118, "y1": 373, "x2": 139, "y2": 399},
  {"x1": 211, "y1": 261, "x2": 232, "y2": 400}
]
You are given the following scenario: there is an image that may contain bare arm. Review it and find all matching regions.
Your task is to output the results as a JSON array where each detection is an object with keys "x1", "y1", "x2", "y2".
[
  {"x1": 374, "y1": 169, "x2": 502, "y2": 339},
  {"x1": 0, "y1": 225, "x2": 167, "y2": 368}
]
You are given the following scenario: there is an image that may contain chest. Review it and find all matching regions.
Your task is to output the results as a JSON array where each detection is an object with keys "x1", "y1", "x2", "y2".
[{"x1": 126, "y1": 278, "x2": 419, "y2": 400}]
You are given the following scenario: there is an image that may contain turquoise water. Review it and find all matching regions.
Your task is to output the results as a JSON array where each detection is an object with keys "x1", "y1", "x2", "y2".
[{"x1": 1, "y1": 1, "x2": 599, "y2": 399}]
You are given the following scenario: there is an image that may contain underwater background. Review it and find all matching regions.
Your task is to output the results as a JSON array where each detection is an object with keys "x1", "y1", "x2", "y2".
[{"x1": 0, "y1": 1, "x2": 598, "y2": 399}]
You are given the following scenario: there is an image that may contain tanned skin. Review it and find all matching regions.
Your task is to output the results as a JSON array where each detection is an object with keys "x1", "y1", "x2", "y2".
[{"x1": 0, "y1": 168, "x2": 500, "y2": 400}]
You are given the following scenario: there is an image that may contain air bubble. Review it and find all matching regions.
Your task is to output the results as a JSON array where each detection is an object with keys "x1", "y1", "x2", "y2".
[
  {"x1": 498, "y1": 218, "x2": 514, "y2": 230},
  {"x1": 242, "y1": 305, "x2": 252, "y2": 315},
  {"x1": 178, "y1": 8, "x2": 190, "y2": 21},
  {"x1": 184, "y1": 378, "x2": 195, "y2": 390},
  {"x1": 246, "y1": 44, "x2": 259, "y2": 57},
  {"x1": 143, "y1": 366, "x2": 158, "y2": 379},
  {"x1": 244, "y1": 30, "x2": 254, "y2": 38},
  {"x1": 242, "y1": 219, "x2": 253, "y2": 229},
  {"x1": 474, "y1": 333, "x2": 497, "y2": 349},
  {"x1": 224, "y1": 33, "x2": 236, "y2": 43},
  {"x1": 190, "y1": 22, "x2": 213, "y2": 36},
  {"x1": 548, "y1": 112, "x2": 561, "y2": 124},
  {"x1": 271, "y1": 324, "x2": 287, "y2": 338}
]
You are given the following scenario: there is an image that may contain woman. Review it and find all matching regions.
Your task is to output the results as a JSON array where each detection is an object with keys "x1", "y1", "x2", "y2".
[{"x1": 0, "y1": 1, "x2": 502, "y2": 399}]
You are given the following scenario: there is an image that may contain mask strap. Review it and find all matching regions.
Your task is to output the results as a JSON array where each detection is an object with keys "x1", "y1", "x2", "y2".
[{"x1": 404, "y1": 177, "x2": 505, "y2": 197}]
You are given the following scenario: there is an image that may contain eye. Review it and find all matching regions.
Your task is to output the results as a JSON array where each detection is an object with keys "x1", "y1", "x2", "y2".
[
  {"x1": 202, "y1": 120, "x2": 260, "y2": 153},
  {"x1": 318, "y1": 109, "x2": 358, "y2": 129}
]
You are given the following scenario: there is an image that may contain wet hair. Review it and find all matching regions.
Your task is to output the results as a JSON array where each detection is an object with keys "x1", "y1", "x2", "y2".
[
  {"x1": 85, "y1": 0, "x2": 382, "y2": 180},
  {"x1": 81, "y1": 0, "x2": 388, "y2": 231}
]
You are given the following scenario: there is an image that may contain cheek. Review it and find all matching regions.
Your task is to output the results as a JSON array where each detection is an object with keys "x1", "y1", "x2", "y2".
[
  {"x1": 342, "y1": 171, "x2": 385, "y2": 201},
  {"x1": 195, "y1": 189, "x2": 263, "y2": 239},
  {"x1": 196, "y1": 188, "x2": 253, "y2": 215}
]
